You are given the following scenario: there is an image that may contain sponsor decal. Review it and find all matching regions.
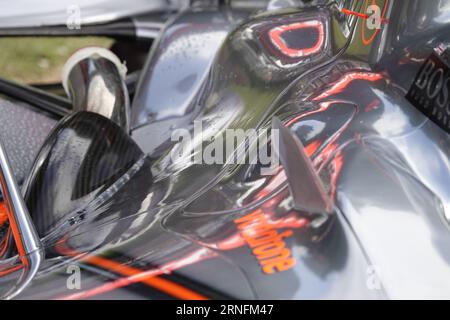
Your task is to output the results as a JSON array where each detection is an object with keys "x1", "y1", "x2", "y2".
[
  {"x1": 234, "y1": 209, "x2": 295, "y2": 275},
  {"x1": 406, "y1": 51, "x2": 450, "y2": 134}
]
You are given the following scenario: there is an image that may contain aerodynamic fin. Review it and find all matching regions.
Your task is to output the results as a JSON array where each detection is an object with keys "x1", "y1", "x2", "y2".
[{"x1": 272, "y1": 117, "x2": 333, "y2": 217}]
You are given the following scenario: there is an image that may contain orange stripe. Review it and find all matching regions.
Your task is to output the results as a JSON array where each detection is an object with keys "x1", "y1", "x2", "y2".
[
  {"x1": 56, "y1": 242, "x2": 208, "y2": 300},
  {"x1": 85, "y1": 255, "x2": 208, "y2": 300}
]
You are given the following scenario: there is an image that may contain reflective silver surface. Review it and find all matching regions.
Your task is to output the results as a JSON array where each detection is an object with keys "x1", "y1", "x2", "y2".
[
  {"x1": 4, "y1": 0, "x2": 450, "y2": 300},
  {"x1": 131, "y1": 7, "x2": 251, "y2": 154},
  {"x1": 268, "y1": 0, "x2": 450, "y2": 298},
  {"x1": 63, "y1": 48, "x2": 130, "y2": 132}
]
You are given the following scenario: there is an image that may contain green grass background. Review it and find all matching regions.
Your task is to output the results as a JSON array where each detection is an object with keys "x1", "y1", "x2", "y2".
[{"x1": 0, "y1": 37, "x2": 113, "y2": 84}]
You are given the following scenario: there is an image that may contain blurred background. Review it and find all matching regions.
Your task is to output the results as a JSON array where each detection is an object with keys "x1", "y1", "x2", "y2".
[{"x1": 0, "y1": 37, "x2": 113, "y2": 84}]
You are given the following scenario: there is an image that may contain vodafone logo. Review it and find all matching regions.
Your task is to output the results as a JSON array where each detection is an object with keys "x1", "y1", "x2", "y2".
[{"x1": 234, "y1": 210, "x2": 296, "y2": 275}]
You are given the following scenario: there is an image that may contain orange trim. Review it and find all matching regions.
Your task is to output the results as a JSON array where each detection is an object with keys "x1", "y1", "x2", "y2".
[
  {"x1": 0, "y1": 202, "x2": 8, "y2": 226},
  {"x1": 56, "y1": 242, "x2": 208, "y2": 300},
  {"x1": 86, "y1": 255, "x2": 208, "y2": 300}
]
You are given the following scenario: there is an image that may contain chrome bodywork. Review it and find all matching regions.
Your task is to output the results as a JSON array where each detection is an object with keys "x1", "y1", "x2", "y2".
[
  {"x1": 0, "y1": 0, "x2": 450, "y2": 300},
  {"x1": 62, "y1": 48, "x2": 131, "y2": 132},
  {"x1": 131, "y1": 6, "x2": 251, "y2": 154}
]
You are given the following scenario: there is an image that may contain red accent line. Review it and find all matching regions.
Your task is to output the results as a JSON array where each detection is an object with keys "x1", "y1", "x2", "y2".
[
  {"x1": 312, "y1": 72, "x2": 383, "y2": 101},
  {"x1": 341, "y1": 8, "x2": 369, "y2": 19},
  {"x1": 342, "y1": 7, "x2": 389, "y2": 23}
]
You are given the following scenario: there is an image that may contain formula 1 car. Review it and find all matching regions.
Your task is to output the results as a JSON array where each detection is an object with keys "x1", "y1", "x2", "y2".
[{"x1": 0, "y1": 0, "x2": 449, "y2": 300}]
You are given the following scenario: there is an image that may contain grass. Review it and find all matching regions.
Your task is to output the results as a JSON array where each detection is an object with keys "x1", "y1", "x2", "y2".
[{"x1": 0, "y1": 37, "x2": 114, "y2": 84}]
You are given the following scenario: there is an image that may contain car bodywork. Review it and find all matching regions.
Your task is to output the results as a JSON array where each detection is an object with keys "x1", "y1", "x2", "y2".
[{"x1": 0, "y1": 0, "x2": 450, "y2": 299}]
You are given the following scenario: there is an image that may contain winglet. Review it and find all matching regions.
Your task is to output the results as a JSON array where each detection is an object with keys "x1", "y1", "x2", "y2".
[{"x1": 272, "y1": 117, "x2": 333, "y2": 216}]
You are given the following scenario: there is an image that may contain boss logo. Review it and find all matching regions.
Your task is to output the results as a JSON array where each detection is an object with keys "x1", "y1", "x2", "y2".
[{"x1": 406, "y1": 52, "x2": 450, "y2": 133}]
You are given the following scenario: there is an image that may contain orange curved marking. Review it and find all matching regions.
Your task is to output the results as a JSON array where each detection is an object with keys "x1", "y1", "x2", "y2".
[
  {"x1": 342, "y1": 8, "x2": 369, "y2": 20},
  {"x1": 361, "y1": 0, "x2": 389, "y2": 46}
]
